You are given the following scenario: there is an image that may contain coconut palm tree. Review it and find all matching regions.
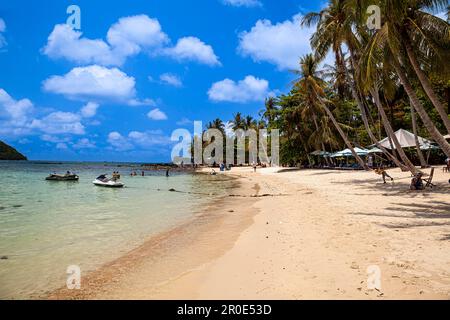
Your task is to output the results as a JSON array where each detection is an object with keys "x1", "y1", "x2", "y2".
[
  {"x1": 361, "y1": 0, "x2": 450, "y2": 157},
  {"x1": 294, "y1": 53, "x2": 368, "y2": 169},
  {"x1": 231, "y1": 112, "x2": 245, "y2": 130},
  {"x1": 301, "y1": 0, "x2": 415, "y2": 171},
  {"x1": 262, "y1": 97, "x2": 278, "y2": 128}
]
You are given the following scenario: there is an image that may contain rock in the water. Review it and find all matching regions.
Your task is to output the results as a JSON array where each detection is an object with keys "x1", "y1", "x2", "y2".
[{"x1": 0, "y1": 256, "x2": 8, "y2": 260}]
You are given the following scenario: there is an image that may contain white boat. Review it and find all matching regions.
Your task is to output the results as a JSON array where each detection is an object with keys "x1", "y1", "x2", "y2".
[{"x1": 93, "y1": 175, "x2": 124, "y2": 188}]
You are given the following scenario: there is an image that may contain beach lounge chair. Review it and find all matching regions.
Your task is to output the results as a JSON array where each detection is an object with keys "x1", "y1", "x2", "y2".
[{"x1": 423, "y1": 168, "x2": 435, "y2": 189}]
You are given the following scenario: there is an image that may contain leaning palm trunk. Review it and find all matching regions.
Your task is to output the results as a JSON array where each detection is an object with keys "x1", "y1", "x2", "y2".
[
  {"x1": 312, "y1": 112, "x2": 330, "y2": 166},
  {"x1": 344, "y1": 52, "x2": 406, "y2": 170},
  {"x1": 404, "y1": 41, "x2": 450, "y2": 134},
  {"x1": 411, "y1": 104, "x2": 428, "y2": 168},
  {"x1": 370, "y1": 88, "x2": 418, "y2": 174},
  {"x1": 392, "y1": 59, "x2": 450, "y2": 158},
  {"x1": 320, "y1": 101, "x2": 369, "y2": 170}
]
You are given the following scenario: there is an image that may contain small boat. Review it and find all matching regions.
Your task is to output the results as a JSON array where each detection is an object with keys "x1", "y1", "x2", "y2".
[
  {"x1": 46, "y1": 173, "x2": 79, "y2": 181},
  {"x1": 92, "y1": 175, "x2": 124, "y2": 188}
]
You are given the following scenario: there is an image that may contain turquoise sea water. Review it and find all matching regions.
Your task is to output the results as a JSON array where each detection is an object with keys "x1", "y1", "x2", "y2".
[{"x1": 0, "y1": 161, "x2": 232, "y2": 299}]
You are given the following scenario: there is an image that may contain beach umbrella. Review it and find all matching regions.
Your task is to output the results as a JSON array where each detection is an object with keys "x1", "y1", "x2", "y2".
[
  {"x1": 330, "y1": 147, "x2": 368, "y2": 157},
  {"x1": 367, "y1": 147, "x2": 383, "y2": 154},
  {"x1": 310, "y1": 150, "x2": 331, "y2": 157},
  {"x1": 420, "y1": 143, "x2": 440, "y2": 151},
  {"x1": 376, "y1": 128, "x2": 432, "y2": 149}
]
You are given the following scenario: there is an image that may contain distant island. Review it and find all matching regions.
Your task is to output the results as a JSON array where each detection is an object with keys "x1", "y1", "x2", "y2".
[{"x1": 0, "y1": 141, "x2": 27, "y2": 160}]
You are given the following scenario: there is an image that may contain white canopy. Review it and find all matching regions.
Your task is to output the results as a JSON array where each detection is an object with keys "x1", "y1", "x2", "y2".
[
  {"x1": 377, "y1": 129, "x2": 432, "y2": 149},
  {"x1": 444, "y1": 134, "x2": 450, "y2": 140}
]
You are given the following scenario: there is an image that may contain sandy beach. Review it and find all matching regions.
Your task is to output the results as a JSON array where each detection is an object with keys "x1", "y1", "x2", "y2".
[{"x1": 46, "y1": 166, "x2": 450, "y2": 300}]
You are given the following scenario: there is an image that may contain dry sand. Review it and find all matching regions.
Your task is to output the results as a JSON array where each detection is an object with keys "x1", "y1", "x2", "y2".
[{"x1": 50, "y1": 166, "x2": 450, "y2": 299}]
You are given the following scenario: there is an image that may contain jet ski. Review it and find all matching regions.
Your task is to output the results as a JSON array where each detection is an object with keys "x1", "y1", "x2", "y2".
[
  {"x1": 92, "y1": 174, "x2": 124, "y2": 188},
  {"x1": 46, "y1": 173, "x2": 79, "y2": 181}
]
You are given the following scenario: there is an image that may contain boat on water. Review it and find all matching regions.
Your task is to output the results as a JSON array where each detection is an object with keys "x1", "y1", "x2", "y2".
[
  {"x1": 45, "y1": 173, "x2": 79, "y2": 181},
  {"x1": 92, "y1": 174, "x2": 124, "y2": 188}
]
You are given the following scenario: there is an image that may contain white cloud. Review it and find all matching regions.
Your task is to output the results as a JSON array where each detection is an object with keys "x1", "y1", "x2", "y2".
[
  {"x1": 42, "y1": 24, "x2": 118, "y2": 65},
  {"x1": 159, "y1": 73, "x2": 183, "y2": 87},
  {"x1": 0, "y1": 88, "x2": 33, "y2": 122},
  {"x1": 0, "y1": 18, "x2": 6, "y2": 49},
  {"x1": 222, "y1": 0, "x2": 262, "y2": 7},
  {"x1": 176, "y1": 117, "x2": 193, "y2": 126},
  {"x1": 30, "y1": 111, "x2": 85, "y2": 135},
  {"x1": 0, "y1": 89, "x2": 90, "y2": 140},
  {"x1": 43, "y1": 16, "x2": 169, "y2": 66},
  {"x1": 56, "y1": 142, "x2": 68, "y2": 150},
  {"x1": 238, "y1": 13, "x2": 315, "y2": 70},
  {"x1": 80, "y1": 102, "x2": 99, "y2": 118},
  {"x1": 147, "y1": 108, "x2": 168, "y2": 120},
  {"x1": 108, "y1": 130, "x2": 170, "y2": 151},
  {"x1": 42, "y1": 15, "x2": 219, "y2": 67},
  {"x1": 127, "y1": 98, "x2": 156, "y2": 107},
  {"x1": 106, "y1": 15, "x2": 169, "y2": 59},
  {"x1": 41, "y1": 134, "x2": 70, "y2": 143},
  {"x1": 108, "y1": 131, "x2": 134, "y2": 151},
  {"x1": 73, "y1": 138, "x2": 96, "y2": 149},
  {"x1": 42, "y1": 65, "x2": 136, "y2": 101},
  {"x1": 208, "y1": 75, "x2": 270, "y2": 103},
  {"x1": 128, "y1": 130, "x2": 171, "y2": 147},
  {"x1": 163, "y1": 37, "x2": 221, "y2": 66}
]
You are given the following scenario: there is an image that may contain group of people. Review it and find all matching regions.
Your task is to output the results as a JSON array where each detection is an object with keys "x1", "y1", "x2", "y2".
[
  {"x1": 112, "y1": 171, "x2": 121, "y2": 181},
  {"x1": 130, "y1": 171, "x2": 145, "y2": 176}
]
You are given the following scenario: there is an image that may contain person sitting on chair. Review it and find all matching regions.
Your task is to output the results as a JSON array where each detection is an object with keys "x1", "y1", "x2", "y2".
[{"x1": 410, "y1": 172, "x2": 424, "y2": 190}]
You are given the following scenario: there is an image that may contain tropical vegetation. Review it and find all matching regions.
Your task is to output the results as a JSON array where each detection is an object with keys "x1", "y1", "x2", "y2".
[{"x1": 202, "y1": 0, "x2": 449, "y2": 172}]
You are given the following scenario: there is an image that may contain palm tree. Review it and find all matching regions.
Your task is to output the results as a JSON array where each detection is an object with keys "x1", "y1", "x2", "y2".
[
  {"x1": 301, "y1": 0, "x2": 414, "y2": 171},
  {"x1": 231, "y1": 112, "x2": 245, "y2": 130},
  {"x1": 206, "y1": 118, "x2": 225, "y2": 134},
  {"x1": 244, "y1": 115, "x2": 257, "y2": 130},
  {"x1": 392, "y1": 0, "x2": 450, "y2": 133},
  {"x1": 262, "y1": 97, "x2": 278, "y2": 128},
  {"x1": 295, "y1": 53, "x2": 368, "y2": 169},
  {"x1": 361, "y1": 0, "x2": 450, "y2": 157}
]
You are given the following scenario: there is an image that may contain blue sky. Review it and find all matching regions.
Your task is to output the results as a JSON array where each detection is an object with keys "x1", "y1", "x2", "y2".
[{"x1": 0, "y1": 0, "x2": 326, "y2": 162}]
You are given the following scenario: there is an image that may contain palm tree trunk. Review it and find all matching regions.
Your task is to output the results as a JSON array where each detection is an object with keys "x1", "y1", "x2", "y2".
[
  {"x1": 312, "y1": 113, "x2": 330, "y2": 166},
  {"x1": 410, "y1": 104, "x2": 428, "y2": 168},
  {"x1": 392, "y1": 58, "x2": 450, "y2": 158},
  {"x1": 404, "y1": 41, "x2": 450, "y2": 134},
  {"x1": 370, "y1": 88, "x2": 418, "y2": 174},
  {"x1": 344, "y1": 49, "x2": 406, "y2": 169},
  {"x1": 321, "y1": 102, "x2": 369, "y2": 170}
]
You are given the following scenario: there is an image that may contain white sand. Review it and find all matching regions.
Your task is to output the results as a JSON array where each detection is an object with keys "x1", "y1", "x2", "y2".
[{"x1": 50, "y1": 166, "x2": 450, "y2": 299}]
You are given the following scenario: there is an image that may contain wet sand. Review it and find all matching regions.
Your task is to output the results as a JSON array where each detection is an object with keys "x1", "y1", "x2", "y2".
[{"x1": 49, "y1": 167, "x2": 450, "y2": 299}]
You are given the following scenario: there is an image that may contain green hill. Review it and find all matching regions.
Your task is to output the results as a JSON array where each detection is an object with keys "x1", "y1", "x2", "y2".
[{"x1": 0, "y1": 141, "x2": 27, "y2": 160}]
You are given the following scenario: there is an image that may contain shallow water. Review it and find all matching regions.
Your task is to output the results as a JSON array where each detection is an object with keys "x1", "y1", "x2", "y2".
[{"x1": 0, "y1": 161, "x2": 232, "y2": 299}]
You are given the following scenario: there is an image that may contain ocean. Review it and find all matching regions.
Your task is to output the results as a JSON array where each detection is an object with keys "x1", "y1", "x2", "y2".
[{"x1": 0, "y1": 161, "x2": 233, "y2": 299}]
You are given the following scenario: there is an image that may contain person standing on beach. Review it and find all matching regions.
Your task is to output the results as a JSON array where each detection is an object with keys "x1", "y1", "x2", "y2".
[
  {"x1": 166, "y1": 169, "x2": 169, "y2": 177},
  {"x1": 253, "y1": 162, "x2": 257, "y2": 173}
]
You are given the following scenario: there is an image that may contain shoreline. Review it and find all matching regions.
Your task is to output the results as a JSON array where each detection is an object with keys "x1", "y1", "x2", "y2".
[
  {"x1": 46, "y1": 172, "x2": 259, "y2": 299},
  {"x1": 47, "y1": 167, "x2": 450, "y2": 299}
]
